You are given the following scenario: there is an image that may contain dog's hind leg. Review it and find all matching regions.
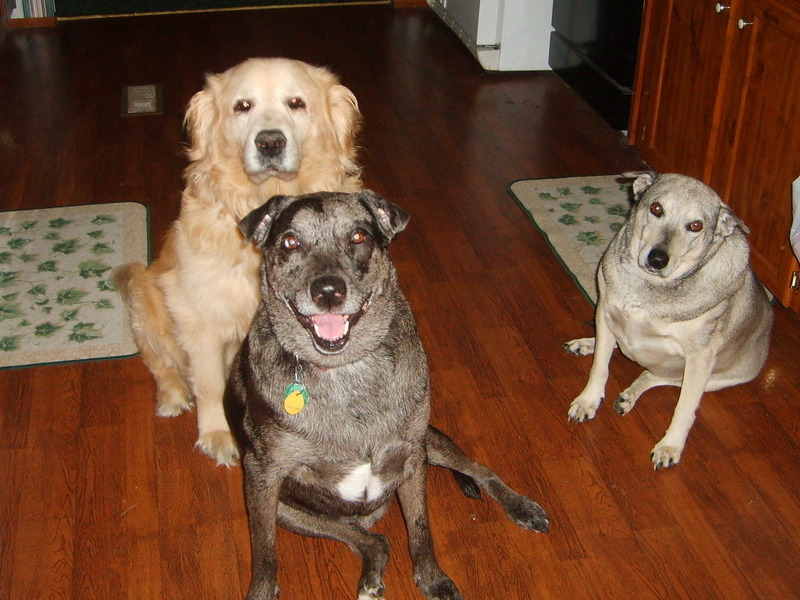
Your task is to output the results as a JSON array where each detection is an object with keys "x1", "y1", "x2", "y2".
[
  {"x1": 613, "y1": 370, "x2": 681, "y2": 415},
  {"x1": 425, "y1": 426, "x2": 549, "y2": 533},
  {"x1": 114, "y1": 263, "x2": 193, "y2": 416},
  {"x1": 146, "y1": 344, "x2": 192, "y2": 418},
  {"x1": 277, "y1": 504, "x2": 390, "y2": 600}
]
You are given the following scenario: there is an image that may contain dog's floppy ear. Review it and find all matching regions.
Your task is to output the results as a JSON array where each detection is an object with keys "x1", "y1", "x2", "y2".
[
  {"x1": 630, "y1": 172, "x2": 657, "y2": 201},
  {"x1": 328, "y1": 84, "x2": 362, "y2": 154},
  {"x1": 184, "y1": 73, "x2": 221, "y2": 162},
  {"x1": 239, "y1": 195, "x2": 294, "y2": 247},
  {"x1": 716, "y1": 203, "x2": 750, "y2": 237},
  {"x1": 358, "y1": 190, "x2": 410, "y2": 242}
]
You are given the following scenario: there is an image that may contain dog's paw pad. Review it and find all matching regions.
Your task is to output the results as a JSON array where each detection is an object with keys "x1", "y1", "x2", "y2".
[
  {"x1": 563, "y1": 337, "x2": 595, "y2": 356},
  {"x1": 650, "y1": 445, "x2": 682, "y2": 470},
  {"x1": 568, "y1": 398, "x2": 600, "y2": 423},
  {"x1": 196, "y1": 431, "x2": 240, "y2": 467}
]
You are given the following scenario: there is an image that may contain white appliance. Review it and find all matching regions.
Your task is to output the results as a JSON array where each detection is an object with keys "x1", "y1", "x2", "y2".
[{"x1": 427, "y1": 0, "x2": 553, "y2": 71}]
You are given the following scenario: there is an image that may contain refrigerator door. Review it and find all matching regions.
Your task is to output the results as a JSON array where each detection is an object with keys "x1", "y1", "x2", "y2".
[{"x1": 428, "y1": 0, "x2": 552, "y2": 71}]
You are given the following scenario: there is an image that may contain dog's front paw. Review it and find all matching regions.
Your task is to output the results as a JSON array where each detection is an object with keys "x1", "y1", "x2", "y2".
[
  {"x1": 196, "y1": 431, "x2": 240, "y2": 466},
  {"x1": 357, "y1": 583, "x2": 386, "y2": 600},
  {"x1": 568, "y1": 396, "x2": 602, "y2": 423},
  {"x1": 356, "y1": 533, "x2": 389, "y2": 600},
  {"x1": 563, "y1": 337, "x2": 595, "y2": 356},
  {"x1": 650, "y1": 443, "x2": 683, "y2": 470}
]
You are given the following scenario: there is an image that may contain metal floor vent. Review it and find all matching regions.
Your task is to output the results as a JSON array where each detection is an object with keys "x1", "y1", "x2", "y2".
[{"x1": 121, "y1": 84, "x2": 163, "y2": 117}]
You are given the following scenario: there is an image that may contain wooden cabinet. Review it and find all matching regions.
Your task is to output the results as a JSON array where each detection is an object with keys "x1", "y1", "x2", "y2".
[{"x1": 630, "y1": 0, "x2": 800, "y2": 312}]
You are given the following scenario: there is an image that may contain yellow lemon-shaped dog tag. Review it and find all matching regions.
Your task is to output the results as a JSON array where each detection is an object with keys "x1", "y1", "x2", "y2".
[{"x1": 283, "y1": 383, "x2": 308, "y2": 415}]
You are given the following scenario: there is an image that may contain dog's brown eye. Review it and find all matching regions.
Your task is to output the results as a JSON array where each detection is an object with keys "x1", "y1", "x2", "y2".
[
  {"x1": 688, "y1": 220, "x2": 704, "y2": 233},
  {"x1": 288, "y1": 97, "x2": 306, "y2": 110},
  {"x1": 351, "y1": 231, "x2": 368, "y2": 244},
  {"x1": 650, "y1": 202, "x2": 664, "y2": 217},
  {"x1": 234, "y1": 100, "x2": 252, "y2": 114},
  {"x1": 282, "y1": 234, "x2": 300, "y2": 250}
]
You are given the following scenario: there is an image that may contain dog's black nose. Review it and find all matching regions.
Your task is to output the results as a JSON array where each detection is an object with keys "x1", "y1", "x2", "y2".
[
  {"x1": 647, "y1": 248, "x2": 670, "y2": 270},
  {"x1": 255, "y1": 130, "x2": 287, "y2": 158},
  {"x1": 311, "y1": 276, "x2": 347, "y2": 310}
]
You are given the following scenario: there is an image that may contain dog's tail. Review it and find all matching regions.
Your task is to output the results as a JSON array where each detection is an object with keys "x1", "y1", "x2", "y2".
[{"x1": 112, "y1": 262, "x2": 146, "y2": 302}]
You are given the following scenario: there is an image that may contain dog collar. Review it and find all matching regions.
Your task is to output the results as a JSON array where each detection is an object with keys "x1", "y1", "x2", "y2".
[{"x1": 284, "y1": 359, "x2": 309, "y2": 415}]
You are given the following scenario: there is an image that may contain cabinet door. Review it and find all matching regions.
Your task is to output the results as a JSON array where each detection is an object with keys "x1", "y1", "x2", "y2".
[
  {"x1": 710, "y1": 0, "x2": 800, "y2": 309},
  {"x1": 630, "y1": 0, "x2": 734, "y2": 179}
]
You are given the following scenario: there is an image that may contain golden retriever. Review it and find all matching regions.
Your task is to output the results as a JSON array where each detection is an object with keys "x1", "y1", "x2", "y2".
[{"x1": 115, "y1": 58, "x2": 362, "y2": 465}]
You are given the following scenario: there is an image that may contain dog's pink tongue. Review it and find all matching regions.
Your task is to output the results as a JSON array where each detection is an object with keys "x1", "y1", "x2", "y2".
[{"x1": 313, "y1": 314, "x2": 347, "y2": 340}]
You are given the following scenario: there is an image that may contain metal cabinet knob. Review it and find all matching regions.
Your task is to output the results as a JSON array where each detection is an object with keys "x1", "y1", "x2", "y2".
[
  {"x1": 738, "y1": 18, "x2": 753, "y2": 29},
  {"x1": 715, "y1": 3, "x2": 730, "y2": 13}
]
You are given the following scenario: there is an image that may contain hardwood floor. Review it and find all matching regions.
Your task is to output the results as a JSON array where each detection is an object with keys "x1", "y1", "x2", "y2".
[{"x1": 2, "y1": 6, "x2": 800, "y2": 599}]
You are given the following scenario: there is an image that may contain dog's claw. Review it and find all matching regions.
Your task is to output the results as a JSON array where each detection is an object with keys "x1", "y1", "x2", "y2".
[
  {"x1": 568, "y1": 398, "x2": 600, "y2": 423},
  {"x1": 650, "y1": 444, "x2": 682, "y2": 470},
  {"x1": 569, "y1": 412, "x2": 587, "y2": 424}
]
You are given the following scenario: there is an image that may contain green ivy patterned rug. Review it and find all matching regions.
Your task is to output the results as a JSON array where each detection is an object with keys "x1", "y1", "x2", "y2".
[
  {"x1": 508, "y1": 175, "x2": 633, "y2": 306},
  {"x1": 0, "y1": 202, "x2": 148, "y2": 369}
]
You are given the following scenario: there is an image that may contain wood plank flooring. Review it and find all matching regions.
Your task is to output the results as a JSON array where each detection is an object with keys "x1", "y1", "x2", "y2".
[{"x1": 2, "y1": 6, "x2": 800, "y2": 599}]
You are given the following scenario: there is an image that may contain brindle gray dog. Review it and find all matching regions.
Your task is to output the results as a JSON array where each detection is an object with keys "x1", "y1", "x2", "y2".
[{"x1": 225, "y1": 190, "x2": 549, "y2": 600}]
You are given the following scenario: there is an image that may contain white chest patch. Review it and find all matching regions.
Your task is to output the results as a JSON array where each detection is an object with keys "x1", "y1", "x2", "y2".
[{"x1": 337, "y1": 463, "x2": 385, "y2": 503}]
